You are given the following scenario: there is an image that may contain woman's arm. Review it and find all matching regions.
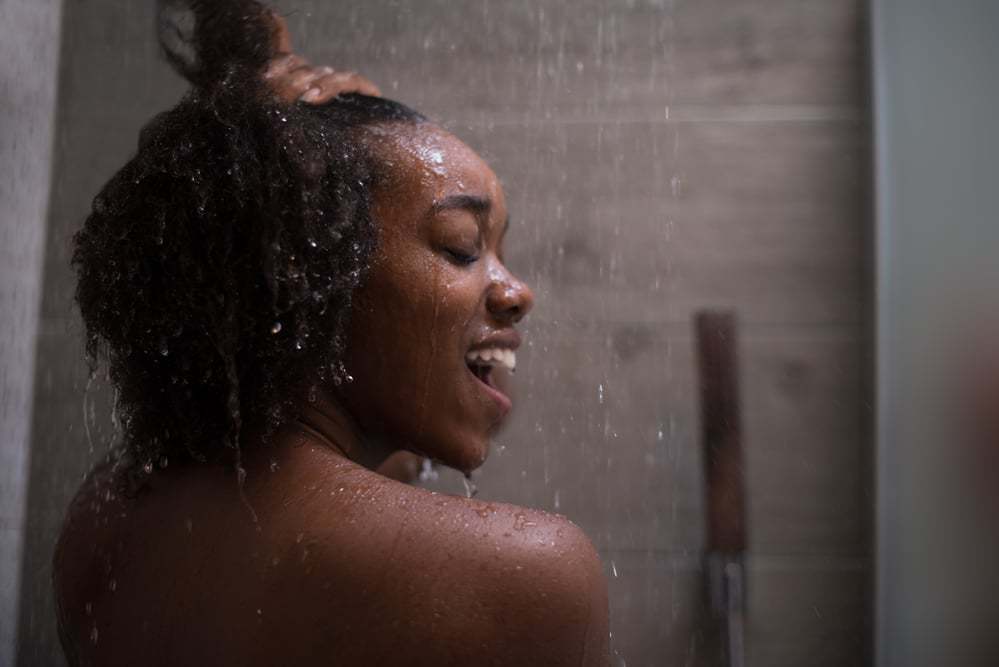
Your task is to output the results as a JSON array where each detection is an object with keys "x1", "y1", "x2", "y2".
[{"x1": 263, "y1": 11, "x2": 381, "y2": 104}]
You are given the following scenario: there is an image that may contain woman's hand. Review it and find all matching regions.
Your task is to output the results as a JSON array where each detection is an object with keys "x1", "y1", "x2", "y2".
[
  {"x1": 263, "y1": 12, "x2": 381, "y2": 104},
  {"x1": 376, "y1": 451, "x2": 427, "y2": 485}
]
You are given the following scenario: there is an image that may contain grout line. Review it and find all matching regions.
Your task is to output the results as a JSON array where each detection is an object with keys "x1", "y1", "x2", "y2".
[
  {"x1": 447, "y1": 105, "x2": 864, "y2": 128},
  {"x1": 523, "y1": 319, "x2": 864, "y2": 336},
  {"x1": 598, "y1": 549, "x2": 871, "y2": 572}
]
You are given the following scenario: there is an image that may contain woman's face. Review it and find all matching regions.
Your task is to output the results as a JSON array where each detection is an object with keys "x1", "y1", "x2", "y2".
[{"x1": 339, "y1": 124, "x2": 534, "y2": 473}]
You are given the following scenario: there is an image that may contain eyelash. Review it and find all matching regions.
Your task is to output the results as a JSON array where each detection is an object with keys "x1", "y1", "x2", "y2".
[{"x1": 446, "y1": 248, "x2": 479, "y2": 266}]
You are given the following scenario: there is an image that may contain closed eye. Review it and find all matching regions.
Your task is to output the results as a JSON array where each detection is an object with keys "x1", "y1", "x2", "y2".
[{"x1": 446, "y1": 248, "x2": 479, "y2": 266}]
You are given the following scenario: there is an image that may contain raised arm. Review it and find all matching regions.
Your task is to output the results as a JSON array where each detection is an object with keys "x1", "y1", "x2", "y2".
[{"x1": 263, "y1": 11, "x2": 381, "y2": 104}]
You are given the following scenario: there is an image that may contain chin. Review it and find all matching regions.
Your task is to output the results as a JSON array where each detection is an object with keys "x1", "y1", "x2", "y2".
[{"x1": 433, "y1": 431, "x2": 490, "y2": 474}]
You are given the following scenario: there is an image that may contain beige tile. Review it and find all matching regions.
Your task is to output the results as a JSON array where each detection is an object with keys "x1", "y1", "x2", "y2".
[
  {"x1": 293, "y1": 0, "x2": 865, "y2": 119},
  {"x1": 672, "y1": 0, "x2": 866, "y2": 108},
  {"x1": 471, "y1": 320, "x2": 867, "y2": 555},
  {"x1": 601, "y1": 550, "x2": 714, "y2": 667},
  {"x1": 594, "y1": 550, "x2": 870, "y2": 666},
  {"x1": 746, "y1": 556, "x2": 870, "y2": 667},
  {"x1": 459, "y1": 119, "x2": 868, "y2": 327}
]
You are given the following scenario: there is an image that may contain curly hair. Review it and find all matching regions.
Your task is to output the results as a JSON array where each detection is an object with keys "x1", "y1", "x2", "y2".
[{"x1": 72, "y1": 0, "x2": 426, "y2": 484}]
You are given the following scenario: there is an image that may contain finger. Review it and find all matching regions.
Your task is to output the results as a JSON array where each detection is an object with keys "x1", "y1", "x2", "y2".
[
  {"x1": 263, "y1": 53, "x2": 308, "y2": 80},
  {"x1": 285, "y1": 66, "x2": 326, "y2": 92},
  {"x1": 302, "y1": 70, "x2": 382, "y2": 104},
  {"x1": 273, "y1": 69, "x2": 327, "y2": 103},
  {"x1": 268, "y1": 11, "x2": 293, "y2": 54}
]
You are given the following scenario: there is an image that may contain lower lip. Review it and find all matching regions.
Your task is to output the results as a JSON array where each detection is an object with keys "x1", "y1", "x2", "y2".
[{"x1": 467, "y1": 366, "x2": 512, "y2": 416}]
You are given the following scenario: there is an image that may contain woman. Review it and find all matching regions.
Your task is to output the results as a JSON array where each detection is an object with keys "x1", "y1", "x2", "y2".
[{"x1": 54, "y1": 2, "x2": 610, "y2": 665}]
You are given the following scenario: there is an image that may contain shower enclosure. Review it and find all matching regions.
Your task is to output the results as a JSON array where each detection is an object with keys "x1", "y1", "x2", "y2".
[{"x1": 6, "y1": 1, "x2": 874, "y2": 664}]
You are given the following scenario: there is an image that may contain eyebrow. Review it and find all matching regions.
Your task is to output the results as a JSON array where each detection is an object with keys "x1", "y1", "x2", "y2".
[
  {"x1": 431, "y1": 193, "x2": 510, "y2": 238},
  {"x1": 431, "y1": 194, "x2": 492, "y2": 218}
]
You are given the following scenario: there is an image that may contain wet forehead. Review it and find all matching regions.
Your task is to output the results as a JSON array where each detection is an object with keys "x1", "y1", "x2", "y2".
[{"x1": 365, "y1": 123, "x2": 504, "y2": 209}]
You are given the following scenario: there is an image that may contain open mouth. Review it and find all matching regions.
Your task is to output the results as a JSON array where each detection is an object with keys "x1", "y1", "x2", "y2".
[{"x1": 465, "y1": 347, "x2": 517, "y2": 411}]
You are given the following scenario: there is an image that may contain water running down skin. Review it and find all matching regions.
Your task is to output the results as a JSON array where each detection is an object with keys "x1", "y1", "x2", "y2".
[{"x1": 54, "y1": 14, "x2": 610, "y2": 667}]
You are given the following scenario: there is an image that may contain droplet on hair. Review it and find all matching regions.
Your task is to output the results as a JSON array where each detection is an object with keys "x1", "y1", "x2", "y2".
[
  {"x1": 158, "y1": 455, "x2": 169, "y2": 469},
  {"x1": 271, "y1": 322, "x2": 283, "y2": 335},
  {"x1": 308, "y1": 238, "x2": 318, "y2": 248},
  {"x1": 143, "y1": 461, "x2": 154, "y2": 475}
]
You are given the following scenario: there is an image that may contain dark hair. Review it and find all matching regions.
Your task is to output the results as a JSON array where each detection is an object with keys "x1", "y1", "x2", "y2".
[{"x1": 72, "y1": 0, "x2": 426, "y2": 483}]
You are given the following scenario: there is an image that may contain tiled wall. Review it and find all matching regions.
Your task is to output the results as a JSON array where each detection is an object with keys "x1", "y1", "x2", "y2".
[{"x1": 17, "y1": 1, "x2": 871, "y2": 665}]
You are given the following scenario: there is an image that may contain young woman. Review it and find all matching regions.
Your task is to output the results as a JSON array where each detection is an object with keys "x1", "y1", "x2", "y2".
[{"x1": 54, "y1": 2, "x2": 610, "y2": 665}]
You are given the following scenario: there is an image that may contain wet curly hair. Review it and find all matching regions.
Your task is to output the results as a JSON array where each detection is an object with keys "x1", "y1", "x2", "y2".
[{"x1": 72, "y1": 0, "x2": 426, "y2": 482}]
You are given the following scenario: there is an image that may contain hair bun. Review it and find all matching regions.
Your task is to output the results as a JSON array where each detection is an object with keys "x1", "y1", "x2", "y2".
[{"x1": 157, "y1": 0, "x2": 278, "y2": 88}]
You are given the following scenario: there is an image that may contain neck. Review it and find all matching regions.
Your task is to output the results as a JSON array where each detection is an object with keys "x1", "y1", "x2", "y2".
[{"x1": 291, "y1": 388, "x2": 396, "y2": 471}]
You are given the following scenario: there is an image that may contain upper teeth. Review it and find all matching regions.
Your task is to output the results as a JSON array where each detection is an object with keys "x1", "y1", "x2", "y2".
[{"x1": 466, "y1": 347, "x2": 517, "y2": 371}]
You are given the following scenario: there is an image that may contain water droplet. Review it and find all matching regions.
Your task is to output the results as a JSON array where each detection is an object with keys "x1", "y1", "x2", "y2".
[
  {"x1": 143, "y1": 461, "x2": 153, "y2": 474},
  {"x1": 158, "y1": 455, "x2": 168, "y2": 469},
  {"x1": 90, "y1": 626, "x2": 99, "y2": 644},
  {"x1": 109, "y1": 579, "x2": 117, "y2": 592},
  {"x1": 85, "y1": 602, "x2": 92, "y2": 615},
  {"x1": 418, "y1": 458, "x2": 439, "y2": 482},
  {"x1": 308, "y1": 238, "x2": 318, "y2": 248},
  {"x1": 269, "y1": 460, "x2": 279, "y2": 473},
  {"x1": 271, "y1": 322, "x2": 283, "y2": 335},
  {"x1": 611, "y1": 561, "x2": 619, "y2": 578},
  {"x1": 462, "y1": 474, "x2": 478, "y2": 499},
  {"x1": 598, "y1": 384, "x2": 604, "y2": 404}
]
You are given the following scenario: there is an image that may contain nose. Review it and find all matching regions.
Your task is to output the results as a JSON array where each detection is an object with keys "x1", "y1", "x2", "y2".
[{"x1": 486, "y1": 266, "x2": 534, "y2": 325}]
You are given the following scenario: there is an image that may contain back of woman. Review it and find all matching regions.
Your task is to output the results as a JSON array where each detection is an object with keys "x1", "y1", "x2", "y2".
[{"x1": 53, "y1": 2, "x2": 609, "y2": 665}]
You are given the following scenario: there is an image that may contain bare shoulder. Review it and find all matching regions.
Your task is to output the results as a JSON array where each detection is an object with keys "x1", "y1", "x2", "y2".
[
  {"x1": 53, "y1": 448, "x2": 610, "y2": 666},
  {"x1": 277, "y1": 461, "x2": 611, "y2": 666},
  {"x1": 425, "y1": 494, "x2": 611, "y2": 667}
]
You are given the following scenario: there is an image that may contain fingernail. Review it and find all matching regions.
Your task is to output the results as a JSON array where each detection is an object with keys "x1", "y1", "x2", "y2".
[{"x1": 301, "y1": 88, "x2": 321, "y2": 102}]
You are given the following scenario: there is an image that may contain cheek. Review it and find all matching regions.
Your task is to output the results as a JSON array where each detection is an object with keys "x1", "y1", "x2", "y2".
[
  {"x1": 342, "y1": 250, "x2": 456, "y2": 428},
  {"x1": 349, "y1": 256, "x2": 442, "y2": 383}
]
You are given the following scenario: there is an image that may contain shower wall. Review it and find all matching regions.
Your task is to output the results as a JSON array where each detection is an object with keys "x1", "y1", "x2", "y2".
[
  {"x1": 0, "y1": 2, "x2": 64, "y2": 664},
  {"x1": 16, "y1": 1, "x2": 871, "y2": 665}
]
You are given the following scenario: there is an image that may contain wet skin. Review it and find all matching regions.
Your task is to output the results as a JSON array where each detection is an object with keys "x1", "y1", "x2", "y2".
[
  {"x1": 340, "y1": 124, "x2": 534, "y2": 474},
  {"x1": 55, "y1": 126, "x2": 610, "y2": 666}
]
